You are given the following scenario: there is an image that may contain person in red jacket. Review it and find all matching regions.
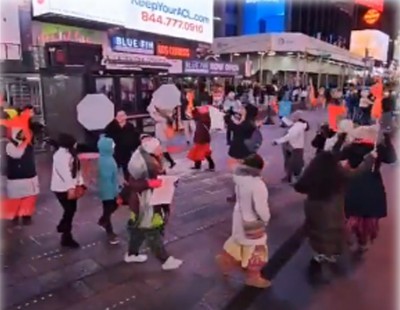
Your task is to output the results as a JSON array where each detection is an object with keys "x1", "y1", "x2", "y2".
[{"x1": 187, "y1": 106, "x2": 215, "y2": 171}]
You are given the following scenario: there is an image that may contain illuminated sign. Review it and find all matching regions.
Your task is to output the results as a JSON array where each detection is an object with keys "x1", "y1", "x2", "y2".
[
  {"x1": 363, "y1": 9, "x2": 381, "y2": 25},
  {"x1": 32, "y1": 0, "x2": 214, "y2": 43},
  {"x1": 156, "y1": 44, "x2": 191, "y2": 58},
  {"x1": 111, "y1": 36, "x2": 154, "y2": 54},
  {"x1": 242, "y1": 0, "x2": 285, "y2": 34},
  {"x1": 355, "y1": 0, "x2": 384, "y2": 12}
]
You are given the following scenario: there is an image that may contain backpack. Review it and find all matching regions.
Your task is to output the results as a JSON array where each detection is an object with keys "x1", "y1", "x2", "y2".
[{"x1": 244, "y1": 127, "x2": 263, "y2": 154}]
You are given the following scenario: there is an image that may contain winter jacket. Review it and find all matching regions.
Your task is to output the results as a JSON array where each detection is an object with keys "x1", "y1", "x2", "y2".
[
  {"x1": 228, "y1": 120, "x2": 256, "y2": 159},
  {"x1": 104, "y1": 120, "x2": 140, "y2": 166},
  {"x1": 51, "y1": 148, "x2": 84, "y2": 193},
  {"x1": 97, "y1": 136, "x2": 119, "y2": 201},
  {"x1": 5, "y1": 143, "x2": 39, "y2": 199},
  {"x1": 231, "y1": 165, "x2": 271, "y2": 246},
  {"x1": 341, "y1": 142, "x2": 387, "y2": 219},
  {"x1": 275, "y1": 121, "x2": 308, "y2": 149}
]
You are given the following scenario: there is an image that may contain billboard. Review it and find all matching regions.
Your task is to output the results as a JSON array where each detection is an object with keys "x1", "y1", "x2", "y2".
[
  {"x1": 350, "y1": 30, "x2": 389, "y2": 62},
  {"x1": 242, "y1": 0, "x2": 286, "y2": 35},
  {"x1": 31, "y1": 0, "x2": 214, "y2": 43},
  {"x1": 355, "y1": 0, "x2": 384, "y2": 12}
]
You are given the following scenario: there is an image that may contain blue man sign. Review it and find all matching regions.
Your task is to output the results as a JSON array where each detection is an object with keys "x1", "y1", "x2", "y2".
[{"x1": 111, "y1": 36, "x2": 155, "y2": 55}]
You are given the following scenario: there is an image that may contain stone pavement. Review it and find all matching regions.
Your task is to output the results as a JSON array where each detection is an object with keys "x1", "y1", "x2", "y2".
[{"x1": 2, "y1": 110, "x2": 397, "y2": 310}]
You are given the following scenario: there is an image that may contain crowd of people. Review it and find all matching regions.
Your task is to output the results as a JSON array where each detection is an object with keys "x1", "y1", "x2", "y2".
[{"x1": 1, "y1": 78, "x2": 398, "y2": 288}]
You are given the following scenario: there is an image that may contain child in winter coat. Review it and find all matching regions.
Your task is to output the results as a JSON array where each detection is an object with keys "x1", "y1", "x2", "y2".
[
  {"x1": 97, "y1": 135, "x2": 119, "y2": 245},
  {"x1": 187, "y1": 106, "x2": 215, "y2": 171}
]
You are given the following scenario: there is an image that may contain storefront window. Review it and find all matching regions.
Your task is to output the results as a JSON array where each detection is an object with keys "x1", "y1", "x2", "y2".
[
  {"x1": 95, "y1": 78, "x2": 114, "y2": 102},
  {"x1": 139, "y1": 77, "x2": 155, "y2": 113},
  {"x1": 120, "y1": 77, "x2": 136, "y2": 114}
]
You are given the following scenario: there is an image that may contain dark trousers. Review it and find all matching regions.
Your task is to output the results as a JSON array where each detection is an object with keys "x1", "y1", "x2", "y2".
[
  {"x1": 99, "y1": 199, "x2": 118, "y2": 234},
  {"x1": 118, "y1": 162, "x2": 130, "y2": 181},
  {"x1": 127, "y1": 220, "x2": 169, "y2": 263},
  {"x1": 194, "y1": 155, "x2": 215, "y2": 169},
  {"x1": 55, "y1": 192, "x2": 77, "y2": 234},
  {"x1": 226, "y1": 128, "x2": 233, "y2": 145}
]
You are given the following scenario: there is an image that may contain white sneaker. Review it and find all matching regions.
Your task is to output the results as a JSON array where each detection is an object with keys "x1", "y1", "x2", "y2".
[
  {"x1": 161, "y1": 256, "x2": 183, "y2": 271},
  {"x1": 124, "y1": 253, "x2": 148, "y2": 263}
]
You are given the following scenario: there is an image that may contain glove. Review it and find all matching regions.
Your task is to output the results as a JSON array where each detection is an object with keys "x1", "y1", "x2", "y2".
[{"x1": 148, "y1": 179, "x2": 163, "y2": 189}]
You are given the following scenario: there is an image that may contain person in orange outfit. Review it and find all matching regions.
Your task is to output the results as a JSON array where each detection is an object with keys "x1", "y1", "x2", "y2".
[
  {"x1": 4, "y1": 128, "x2": 39, "y2": 225},
  {"x1": 187, "y1": 106, "x2": 215, "y2": 171},
  {"x1": 327, "y1": 89, "x2": 347, "y2": 132}
]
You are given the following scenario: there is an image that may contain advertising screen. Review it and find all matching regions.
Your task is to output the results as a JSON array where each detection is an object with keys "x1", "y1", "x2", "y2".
[
  {"x1": 242, "y1": 0, "x2": 286, "y2": 35},
  {"x1": 31, "y1": 0, "x2": 214, "y2": 43},
  {"x1": 355, "y1": 0, "x2": 384, "y2": 12},
  {"x1": 350, "y1": 30, "x2": 389, "y2": 62}
]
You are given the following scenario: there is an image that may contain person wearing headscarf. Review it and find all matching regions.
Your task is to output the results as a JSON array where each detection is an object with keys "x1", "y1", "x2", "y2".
[
  {"x1": 4, "y1": 128, "x2": 39, "y2": 225},
  {"x1": 311, "y1": 123, "x2": 336, "y2": 155},
  {"x1": 341, "y1": 125, "x2": 391, "y2": 254},
  {"x1": 216, "y1": 154, "x2": 271, "y2": 288},
  {"x1": 187, "y1": 106, "x2": 215, "y2": 171},
  {"x1": 294, "y1": 149, "x2": 376, "y2": 281},
  {"x1": 323, "y1": 119, "x2": 355, "y2": 154},
  {"x1": 125, "y1": 136, "x2": 182, "y2": 270},
  {"x1": 50, "y1": 133, "x2": 84, "y2": 248},
  {"x1": 273, "y1": 111, "x2": 309, "y2": 183}
]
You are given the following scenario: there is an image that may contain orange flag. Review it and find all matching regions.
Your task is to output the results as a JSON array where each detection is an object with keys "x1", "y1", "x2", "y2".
[
  {"x1": 308, "y1": 78, "x2": 317, "y2": 106},
  {"x1": 370, "y1": 78, "x2": 383, "y2": 120}
]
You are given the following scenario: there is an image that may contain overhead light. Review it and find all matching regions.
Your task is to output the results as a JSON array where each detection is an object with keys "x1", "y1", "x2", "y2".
[
  {"x1": 233, "y1": 53, "x2": 240, "y2": 56},
  {"x1": 267, "y1": 51, "x2": 276, "y2": 56},
  {"x1": 213, "y1": 16, "x2": 222, "y2": 21},
  {"x1": 287, "y1": 52, "x2": 294, "y2": 55},
  {"x1": 258, "y1": 51, "x2": 266, "y2": 55}
]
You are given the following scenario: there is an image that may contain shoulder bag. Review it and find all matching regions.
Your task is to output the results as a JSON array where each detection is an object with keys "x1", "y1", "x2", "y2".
[{"x1": 237, "y1": 187, "x2": 265, "y2": 240}]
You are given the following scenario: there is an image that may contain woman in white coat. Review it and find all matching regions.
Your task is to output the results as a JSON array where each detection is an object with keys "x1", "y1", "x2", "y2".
[
  {"x1": 216, "y1": 154, "x2": 271, "y2": 288},
  {"x1": 147, "y1": 103, "x2": 176, "y2": 169}
]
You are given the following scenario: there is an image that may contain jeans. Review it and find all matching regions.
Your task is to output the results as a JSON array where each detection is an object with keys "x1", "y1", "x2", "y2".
[
  {"x1": 127, "y1": 220, "x2": 169, "y2": 263},
  {"x1": 55, "y1": 192, "x2": 77, "y2": 233},
  {"x1": 99, "y1": 199, "x2": 118, "y2": 234}
]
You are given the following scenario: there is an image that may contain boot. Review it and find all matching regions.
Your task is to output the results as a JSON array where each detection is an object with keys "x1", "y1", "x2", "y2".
[
  {"x1": 216, "y1": 251, "x2": 239, "y2": 276},
  {"x1": 61, "y1": 233, "x2": 80, "y2": 249},
  {"x1": 191, "y1": 161, "x2": 201, "y2": 170},
  {"x1": 163, "y1": 152, "x2": 176, "y2": 169},
  {"x1": 245, "y1": 270, "x2": 271, "y2": 288}
]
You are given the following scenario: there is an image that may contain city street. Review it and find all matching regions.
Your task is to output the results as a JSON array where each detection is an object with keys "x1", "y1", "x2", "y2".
[{"x1": 2, "y1": 110, "x2": 397, "y2": 310}]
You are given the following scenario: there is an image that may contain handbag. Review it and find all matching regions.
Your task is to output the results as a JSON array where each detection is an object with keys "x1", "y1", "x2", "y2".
[
  {"x1": 237, "y1": 188, "x2": 265, "y2": 240},
  {"x1": 74, "y1": 184, "x2": 87, "y2": 199}
]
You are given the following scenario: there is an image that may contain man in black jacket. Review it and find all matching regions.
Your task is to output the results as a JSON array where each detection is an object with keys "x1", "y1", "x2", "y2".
[{"x1": 104, "y1": 110, "x2": 140, "y2": 180}]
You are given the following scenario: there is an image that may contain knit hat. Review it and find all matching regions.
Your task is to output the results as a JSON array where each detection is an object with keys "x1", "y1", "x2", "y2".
[
  {"x1": 242, "y1": 153, "x2": 264, "y2": 171},
  {"x1": 141, "y1": 136, "x2": 161, "y2": 154},
  {"x1": 291, "y1": 110, "x2": 304, "y2": 122}
]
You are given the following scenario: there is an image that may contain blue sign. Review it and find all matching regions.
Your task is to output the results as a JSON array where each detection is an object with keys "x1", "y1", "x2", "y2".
[
  {"x1": 242, "y1": 0, "x2": 286, "y2": 34},
  {"x1": 183, "y1": 60, "x2": 209, "y2": 74},
  {"x1": 111, "y1": 36, "x2": 155, "y2": 55}
]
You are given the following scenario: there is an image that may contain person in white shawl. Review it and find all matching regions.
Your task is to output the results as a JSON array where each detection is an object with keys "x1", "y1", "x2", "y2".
[
  {"x1": 147, "y1": 103, "x2": 176, "y2": 169},
  {"x1": 217, "y1": 154, "x2": 271, "y2": 288},
  {"x1": 125, "y1": 136, "x2": 182, "y2": 270}
]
